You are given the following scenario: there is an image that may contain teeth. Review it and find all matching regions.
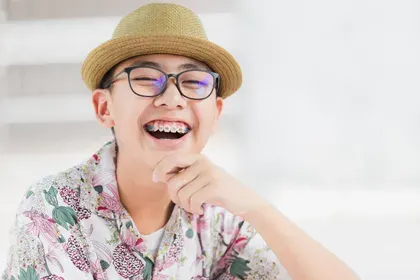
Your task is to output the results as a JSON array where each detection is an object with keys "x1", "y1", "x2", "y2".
[{"x1": 146, "y1": 121, "x2": 190, "y2": 134}]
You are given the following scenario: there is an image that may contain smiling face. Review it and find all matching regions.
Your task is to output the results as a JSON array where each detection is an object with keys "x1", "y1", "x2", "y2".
[{"x1": 92, "y1": 54, "x2": 223, "y2": 169}]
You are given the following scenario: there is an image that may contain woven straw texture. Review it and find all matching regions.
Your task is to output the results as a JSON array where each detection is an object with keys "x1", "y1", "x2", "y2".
[{"x1": 81, "y1": 3, "x2": 242, "y2": 98}]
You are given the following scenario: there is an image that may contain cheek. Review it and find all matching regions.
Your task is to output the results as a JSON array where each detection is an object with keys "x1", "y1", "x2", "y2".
[
  {"x1": 112, "y1": 95, "x2": 150, "y2": 132},
  {"x1": 193, "y1": 102, "x2": 218, "y2": 137}
]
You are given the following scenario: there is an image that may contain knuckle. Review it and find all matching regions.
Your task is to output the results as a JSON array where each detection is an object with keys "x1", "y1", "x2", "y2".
[
  {"x1": 190, "y1": 195, "x2": 201, "y2": 208},
  {"x1": 202, "y1": 171, "x2": 214, "y2": 182}
]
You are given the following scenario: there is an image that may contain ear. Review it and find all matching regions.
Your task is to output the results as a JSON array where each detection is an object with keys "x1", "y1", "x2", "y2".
[
  {"x1": 211, "y1": 96, "x2": 224, "y2": 134},
  {"x1": 216, "y1": 96, "x2": 223, "y2": 119},
  {"x1": 92, "y1": 89, "x2": 115, "y2": 128}
]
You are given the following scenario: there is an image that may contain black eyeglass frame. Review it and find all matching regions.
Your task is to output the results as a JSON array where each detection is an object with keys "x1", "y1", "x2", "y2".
[{"x1": 103, "y1": 66, "x2": 220, "y2": 100}]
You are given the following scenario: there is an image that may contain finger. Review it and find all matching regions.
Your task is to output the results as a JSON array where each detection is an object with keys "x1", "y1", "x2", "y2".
[
  {"x1": 177, "y1": 172, "x2": 211, "y2": 214},
  {"x1": 166, "y1": 160, "x2": 202, "y2": 195},
  {"x1": 189, "y1": 182, "x2": 215, "y2": 215},
  {"x1": 166, "y1": 160, "x2": 202, "y2": 208},
  {"x1": 153, "y1": 154, "x2": 200, "y2": 183},
  {"x1": 167, "y1": 184, "x2": 181, "y2": 206},
  {"x1": 161, "y1": 168, "x2": 182, "y2": 183}
]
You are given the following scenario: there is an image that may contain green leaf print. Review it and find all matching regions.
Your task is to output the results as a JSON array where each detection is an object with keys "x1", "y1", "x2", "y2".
[
  {"x1": 100, "y1": 260, "x2": 110, "y2": 270},
  {"x1": 186, "y1": 228, "x2": 194, "y2": 239},
  {"x1": 52, "y1": 206, "x2": 77, "y2": 230},
  {"x1": 18, "y1": 266, "x2": 39, "y2": 280},
  {"x1": 43, "y1": 187, "x2": 58, "y2": 207},
  {"x1": 229, "y1": 257, "x2": 251, "y2": 280},
  {"x1": 10, "y1": 276, "x2": 16, "y2": 280},
  {"x1": 215, "y1": 213, "x2": 220, "y2": 224},
  {"x1": 26, "y1": 191, "x2": 34, "y2": 199},
  {"x1": 106, "y1": 229, "x2": 120, "y2": 245},
  {"x1": 179, "y1": 256, "x2": 187, "y2": 265},
  {"x1": 94, "y1": 185, "x2": 103, "y2": 193},
  {"x1": 142, "y1": 257, "x2": 154, "y2": 280},
  {"x1": 58, "y1": 235, "x2": 66, "y2": 243},
  {"x1": 126, "y1": 221, "x2": 133, "y2": 229}
]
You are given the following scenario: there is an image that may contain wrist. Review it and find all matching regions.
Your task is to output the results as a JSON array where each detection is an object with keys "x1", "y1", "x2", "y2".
[{"x1": 241, "y1": 197, "x2": 275, "y2": 223}]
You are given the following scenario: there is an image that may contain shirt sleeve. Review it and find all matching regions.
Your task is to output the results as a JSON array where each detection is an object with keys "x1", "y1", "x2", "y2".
[
  {"x1": 210, "y1": 219, "x2": 292, "y2": 280},
  {"x1": 2, "y1": 187, "x2": 91, "y2": 280}
]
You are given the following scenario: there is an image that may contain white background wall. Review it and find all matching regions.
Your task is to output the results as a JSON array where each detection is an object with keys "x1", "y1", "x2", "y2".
[{"x1": 0, "y1": 0, "x2": 419, "y2": 279}]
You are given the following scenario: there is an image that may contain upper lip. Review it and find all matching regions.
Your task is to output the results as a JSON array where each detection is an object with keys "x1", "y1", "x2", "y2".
[{"x1": 143, "y1": 117, "x2": 192, "y2": 128}]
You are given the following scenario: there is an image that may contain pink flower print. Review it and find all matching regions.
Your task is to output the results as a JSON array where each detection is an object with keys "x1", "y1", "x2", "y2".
[
  {"x1": 119, "y1": 226, "x2": 147, "y2": 254},
  {"x1": 112, "y1": 243, "x2": 144, "y2": 278},
  {"x1": 155, "y1": 234, "x2": 184, "y2": 272},
  {"x1": 92, "y1": 153, "x2": 99, "y2": 162},
  {"x1": 58, "y1": 187, "x2": 79, "y2": 208},
  {"x1": 120, "y1": 226, "x2": 136, "y2": 247},
  {"x1": 45, "y1": 245, "x2": 64, "y2": 273},
  {"x1": 213, "y1": 234, "x2": 250, "y2": 277},
  {"x1": 92, "y1": 168, "x2": 116, "y2": 188},
  {"x1": 233, "y1": 236, "x2": 248, "y2": 253},
  {"x1": 191, "y1": 255, "x2": 205, "y2": 274},
  {"x1": 64, "y1": 235, "x2": 90, "y2": 272},
  {"x1": 134, "y1": 237, "x2": 147, "y2": 254},
  {"x1": 190, "y1": 276, "x2": 208, "y2": 280},
  {"x1": 98, "y1": 184, "x2": 123, "y2": 214},
  {"x1": 219, "y1": 212, "x2": 238, "y2": 236},
  {"x1": 91, "y1": 240, "x2": 113, "y2": 264},
  {"x1": 40, "y1": 275, "x2": 65, "y2": 280},
  {"x1": 153, "y1": 274, "x2": 170, "y2": 280},
  {"x1": 217, "y1": 274, "x2": 236, "y2": 280},
  {"x1": 59, "y1": 186, "x2": 91, "y2": 220},
  {"x1": 192, "y1": 215, "x2": 210, "y2": 234},
  {"x1": 23, "y1": 210, "x2": 59, "y2": 247},
  {"x1": 91, "y1": 260, "x2": 107, "y2": 280}
]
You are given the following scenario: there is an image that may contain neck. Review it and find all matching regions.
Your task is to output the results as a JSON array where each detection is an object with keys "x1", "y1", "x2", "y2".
[{"x1": 115, "y1": 151, "x2": 174, "y2": 234}]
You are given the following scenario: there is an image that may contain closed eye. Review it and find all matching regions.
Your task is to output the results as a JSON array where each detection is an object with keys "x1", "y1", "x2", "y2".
[
  {"x1": 132, "y1": 77, "x2": 158, "y2": 81},
  {"x1": 183, "y1": 80, "x2": 208, "y2": 86}
]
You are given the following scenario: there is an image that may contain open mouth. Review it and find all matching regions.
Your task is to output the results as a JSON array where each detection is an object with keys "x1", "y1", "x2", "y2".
[{"x1": 144, "y1": 120, "x2": 191, "y2": 140}]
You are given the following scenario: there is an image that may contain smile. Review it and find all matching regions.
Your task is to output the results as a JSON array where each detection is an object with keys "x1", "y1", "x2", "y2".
[{"x1": 144, "y1": 120, "x2": 191, "y2": 140}]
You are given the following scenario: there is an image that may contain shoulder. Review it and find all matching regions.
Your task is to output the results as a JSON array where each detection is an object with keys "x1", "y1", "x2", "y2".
[
  {"x1": 3, "y1": 164, "x2": 96, "y2": 280},
  {"x1": 18, "y1": 164, "x2": 85, "y2": 211},
  {"x1": 12, "y1": 152, "x2": 100, "y2": 234},
  {"x1": 13, "y1": 140, "x2": 117, "y2": 226}
]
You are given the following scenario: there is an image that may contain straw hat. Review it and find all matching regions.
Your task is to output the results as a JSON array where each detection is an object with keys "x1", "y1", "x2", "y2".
[{"x1": 81, "y1": 3, "x2": 242, "y2": 99}]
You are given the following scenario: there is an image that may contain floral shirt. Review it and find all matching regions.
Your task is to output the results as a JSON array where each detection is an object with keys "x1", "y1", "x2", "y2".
[{"x1": 2, "y1": 140, "x2": 291, "y2": 280}]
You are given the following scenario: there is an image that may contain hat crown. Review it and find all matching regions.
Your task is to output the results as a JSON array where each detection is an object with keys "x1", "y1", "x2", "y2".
[{"x1": 112, "y1": 3, "x2": 208, "y2": 39}]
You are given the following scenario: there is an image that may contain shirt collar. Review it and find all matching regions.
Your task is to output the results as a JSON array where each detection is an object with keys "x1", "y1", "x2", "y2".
[
  {"x1": 79, "y1": 140, "x2": 125, "y2": 219},
  {"x1": 78, "y1": 139, "x2": 184, "y2": 228}
]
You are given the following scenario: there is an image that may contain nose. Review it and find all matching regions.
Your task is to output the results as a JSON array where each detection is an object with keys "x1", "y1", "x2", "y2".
[{"x1": 153, "y1": 78, "x2": 187, "y2": 110}]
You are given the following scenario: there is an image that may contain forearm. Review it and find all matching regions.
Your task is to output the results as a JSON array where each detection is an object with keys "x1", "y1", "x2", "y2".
[{"x1": 243, "y1": 202, "x2": 360, "y2": 280}]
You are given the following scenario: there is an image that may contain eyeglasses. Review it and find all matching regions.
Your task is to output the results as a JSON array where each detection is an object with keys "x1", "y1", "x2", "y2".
[{"x1": 103, "y1": 66, "x2": 220, "y2": 100}]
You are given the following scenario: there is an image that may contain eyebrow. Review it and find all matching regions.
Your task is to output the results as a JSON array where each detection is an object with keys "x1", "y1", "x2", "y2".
[
  {"x1": 129, "y1": 60, "x2": 161, "y2": 68},
  {"x1": 128, "y1": 60, "x2": 211, "y2": 71},
  {"x1": 179, "y1": 63, "x2": 211, "y2": 71}
]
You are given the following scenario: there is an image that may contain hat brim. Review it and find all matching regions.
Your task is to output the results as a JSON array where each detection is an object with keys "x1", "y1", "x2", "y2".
[{"x1": 81, "y1": 35, "x2": 242, "y2": 99}]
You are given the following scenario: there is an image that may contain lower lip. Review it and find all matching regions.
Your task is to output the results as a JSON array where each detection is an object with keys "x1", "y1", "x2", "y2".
[{"x1": 144, "y1": 129, "x2": 190, "y2": 149}]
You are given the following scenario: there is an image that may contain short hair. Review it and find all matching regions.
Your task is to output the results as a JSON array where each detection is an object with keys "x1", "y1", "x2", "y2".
[
  {"x1": 99, "y1": 66, "x2": 118, "y2": 137},
  {"x1": 99, "y1": 65, "x2": 118, "y2": 90}
]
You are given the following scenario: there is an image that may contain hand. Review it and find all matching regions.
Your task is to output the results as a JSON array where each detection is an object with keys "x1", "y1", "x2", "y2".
[{"x1": 152, "y1": 153, "x2": 266, "y2": 217}]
